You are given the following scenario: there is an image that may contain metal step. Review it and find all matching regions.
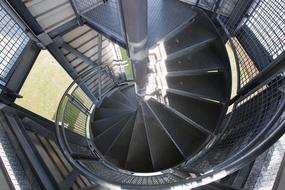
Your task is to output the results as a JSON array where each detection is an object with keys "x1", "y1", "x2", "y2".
[
  {"x1": 147, "y1": 0, "x2": 197, "y2": 48},
  {"x1": 166, "y1": 72, "x2": 227, "y2": 102},
  {"x1": 100, "y1": 97, "x2": 135, "y2": 110},
  {"x1": 109, "y1": 91, "x2": 137, "y2": 110},
  {"x1": 94, "y1": 114, "x2": 131, "y2": 154},
  {"x1": 164, "y1": 18, "x2": 216, "y2": 55},
  {"x1": 94, "y1": 108, "x2": 132, "y2": 120},
  {"x1": 125, "y1": 106, "x2": 153, "y2": 172},
  {"x1": 147, "y1": 68, "x2": 224, "y2": 78},
  {"x1": 165, "y1": 44, "x2": 225, "y2": 73},
  {"x1": 92, "y1": 112, "x2": 133, "y2": 137},
  {"x1": 147, "y1": 98, "x2": 208, "y2": 157},
  {"x1": 166, "y1": 93, "x2": 225, "y2": 132},
  {"x1": 104, "y1": 112, "x2": 137, "y2": 168},
  {"x1": 120, "y1": 85, "x2": 137, "y2": 108},
  {"x1": 141, "y1": 101, "x2": 184, "y2": 171}
]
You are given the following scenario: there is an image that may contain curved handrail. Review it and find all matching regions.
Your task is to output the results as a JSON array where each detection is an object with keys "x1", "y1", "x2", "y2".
[{"x1": 54, "y1": 6, "x2": 285, "y2": 190}]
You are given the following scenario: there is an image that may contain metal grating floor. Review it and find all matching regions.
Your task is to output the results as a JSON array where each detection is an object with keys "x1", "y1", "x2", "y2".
[
  {"x1": 83, "y1": 0, "x2": 125, "y2": 43},
  {"x1": 82, "y1": 0, "x2": 196, "y2": 48},
  {"x1": 147, "y1": 0, "x2": 196, "y2": 48}
]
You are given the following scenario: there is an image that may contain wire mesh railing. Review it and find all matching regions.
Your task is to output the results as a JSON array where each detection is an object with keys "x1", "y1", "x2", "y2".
[
  {"x1": 54, "y1": 0, "x2": 285, "y2": 188},
  {"x1": 184, "y1": 0, "x2": 284, "y2": 88},
  {"x1": 184, "y1": 69, "x2": 285, "y2": 174},
  {"x1": 216, "y1": 0, "x2": 285, "y2": 88},
  {"x1": 0, "y1": 3, "x2": 29, "y2": 86}
]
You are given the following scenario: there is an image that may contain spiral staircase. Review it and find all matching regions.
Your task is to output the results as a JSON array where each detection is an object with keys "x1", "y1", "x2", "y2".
[
  {"x1": 1, "y1": 0, "x2": 285, "y2": 189},
  {"x1": 91, "y1": 8, "x2": 232, "y2": 172},
  {"x1": 52, "y1": 0, "x2": 285, "y2": 189}
]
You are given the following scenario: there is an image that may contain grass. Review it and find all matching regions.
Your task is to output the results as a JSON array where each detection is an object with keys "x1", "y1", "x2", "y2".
[
  {"x1": 16, "y1": 50, "x2": 73, "y2": 121},
  {"x1": 15, "y1": 48, "x2": 132, "y2": 122},
  {"x1": 120, "y1": 47, "x2": 134, "y2": 80}
]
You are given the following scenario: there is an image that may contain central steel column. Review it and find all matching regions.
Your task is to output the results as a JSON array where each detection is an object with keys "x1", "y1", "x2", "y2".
[{"x1": 120, "y1": 0, "x2": 148, "y2": 96}]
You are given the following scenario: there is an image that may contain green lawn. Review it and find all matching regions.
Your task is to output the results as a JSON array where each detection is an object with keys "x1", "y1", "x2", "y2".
[
  {"x1": 16, "y1": 48, "x2": 132, "y2": 121},
  {"x1": 120, "y1": 48, "x2": 134, "y2": 80},
  {"x1": 16, "y1": 50, "x2": 73, "y2": 121}
]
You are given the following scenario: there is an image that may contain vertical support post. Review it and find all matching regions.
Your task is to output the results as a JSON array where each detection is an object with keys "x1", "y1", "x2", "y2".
[
  {"x1": 98, "y1": 34, "x2": 103, "y2": 65},
  {"x1": 120, "y1": 0, "x2": 148, "y2": 96},
  {"x1": 98, "y1": 70, "x2": 102, "y2": 99}
]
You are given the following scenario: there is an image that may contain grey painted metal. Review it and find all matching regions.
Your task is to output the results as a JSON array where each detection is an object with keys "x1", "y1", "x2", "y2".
[
  {"x1": 48, "y1": 19, "x2": 78, "y2": 39},
  {"x1": 55, "y1": 37, "x2": 98, "y2": 67},
  {"x1": 48, "y1": 0, "x2": 285, "y2": 189},
  {"x1": 98, "y1": 34, "x2": 103, "y2": 65},
  {"x1": 22, "y1": 117, "x2": 56, "y2": 141},
  {"x1": 120, "y1": 0, "x2": 148, "y2": 95},
  {"x1": 5, "y1": 42, "x2": 41, "y2": 96},
  {"x1": 0, "y1": 112, "x2": 40, "y2": 190},
  {"x1": 147, "y1": 0, "x2": 197, "y2": 48},
  {"x1": 59, "y1": 169, "x2": 79, "y2": 190},
  {"x1": 76, "y1": 0, "x2": 127, "y2": 48},
  {"x1": 0, "y1": 3, "x2": 30, "y2": 84},
  {"x1": 2, "y1": 103, "x2": 96, "y2": 189},
  {"x1": 21, "y1": 0, "x2": 76, "y2": 34},
  {"x1": 4, "y1": 114, "x2": 58, "y2": 190},
  {"x1": 0, "y1": 160, "x2": 11, "y2": 190}
]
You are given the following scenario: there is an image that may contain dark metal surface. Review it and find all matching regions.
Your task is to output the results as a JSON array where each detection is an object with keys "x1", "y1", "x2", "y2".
[
  {"x1": 0, "y1": 3, "x2": 30, "y2": 85},
  {"x1": 141, "y1": 101, "x2": 184, "y2": 171},
  {"x1": 186, "y1": 70, "x2": 285, "y2": 174},
  {"x1": 147, "y1": 0, "x2": 197, "y2": 48},
  {"x1": 124, "y1": 106, "x2": 153, "y2": 172},
  {"x1": 81, "y1": 0, "x2": 126, "y2": 46},
  {"x1": 0, "y1": 112, "x2": 39, "y2": 190},
  {"x1": 217, "y1": 0, "x2": 285, "y2": 88},
  {"x1": 51, "y1": 0, "x2": 285, "y2": 189},
  {"x1": 4, "y1": 113, "x2": 58, "y2": 190}
]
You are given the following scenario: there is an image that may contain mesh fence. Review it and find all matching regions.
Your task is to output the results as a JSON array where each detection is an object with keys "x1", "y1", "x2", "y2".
[
  {"x1": 218, "y1": 0, "x2": 285, "y2": 87},
  {"x1": 232, "y1": 37, "x2": 259, "y2": 87},
  {"x1": 185, "y1": 70, "x2": 285, "y2": 174},
  {"x1": 0, "y1": 4, "x2": 29, "y2": 84}
]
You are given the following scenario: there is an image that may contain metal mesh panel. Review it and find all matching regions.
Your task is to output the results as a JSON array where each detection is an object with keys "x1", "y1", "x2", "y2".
[
  {"x1": 181, "y1": 0, "x2": 238, "y2": 16},
  {"x1": 185, "y1": 71, "x2": 285, "y2": 174},
  {"x1": 219, "y1": 0, "x2": 285, "y2": 87},
  {"x1": 232, "y1": 37, "x2": 259, "y2": 87},
  {"x1": 72, "y1": 0, "x2": 103, "y2": 14},
  {"x1": 80, "y1": 160, "x2": 181, "y2": 186},
  {"x1": 245, "y1": 0, "x2": 285, "y2": 60},
  {"x1": 0, "y1": 4, "x2": 29, "y2": 83},
  {"x1": 81, "y1": 0, "x2": 125, "y2": 42}
]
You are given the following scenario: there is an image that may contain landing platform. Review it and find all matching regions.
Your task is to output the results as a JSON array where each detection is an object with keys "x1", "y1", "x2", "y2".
[{"x1": 81, "y1": 0, "x2": 196, "y2": 48}]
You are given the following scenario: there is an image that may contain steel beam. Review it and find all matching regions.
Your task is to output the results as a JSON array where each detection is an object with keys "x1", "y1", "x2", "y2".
[
  {"x1": 54, "y1": 37, "x2": 98, "y2": 67},
  {"x1": 4, "y1": 114, "x2": 58, "y2": 190},
  {"x1": 59, "y1": 169, "x2": 79, "y2": 190}
]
